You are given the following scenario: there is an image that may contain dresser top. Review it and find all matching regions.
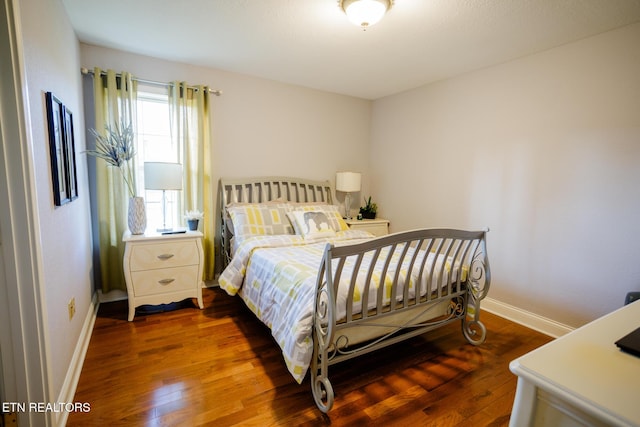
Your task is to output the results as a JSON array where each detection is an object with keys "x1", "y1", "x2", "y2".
[{"x1": 510, "y1": 301, "x2": 640, "y2": 426}]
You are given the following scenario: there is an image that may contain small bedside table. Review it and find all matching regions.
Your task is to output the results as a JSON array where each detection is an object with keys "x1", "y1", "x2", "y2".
[
  {"x1": 123, "y1": 230, "x2": 204, "y2": 321},
  {"x1": 344, "y1": 218, "x2": 390, "y2": 236}
]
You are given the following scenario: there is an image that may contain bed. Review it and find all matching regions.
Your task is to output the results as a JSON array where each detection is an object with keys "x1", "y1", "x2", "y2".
[{"x1": 218, "y1": 176, "x2": 491, "y2": 412}]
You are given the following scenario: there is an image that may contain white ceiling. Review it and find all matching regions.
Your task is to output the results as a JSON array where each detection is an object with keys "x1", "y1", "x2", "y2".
[{"x1": 61, "y1": 0, "x2": 640, "y2": 100}]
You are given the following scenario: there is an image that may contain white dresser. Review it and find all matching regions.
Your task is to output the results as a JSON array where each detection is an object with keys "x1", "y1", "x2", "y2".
[
  {"x1": 344, "y1": 218, "x2": 390, "y2": 236},
  {"x1": 509, "y1": 301, "x2": 640, "y2": 427},
  {"x1": 123, "y1": 230, "x2": 204, "y2": 321}
]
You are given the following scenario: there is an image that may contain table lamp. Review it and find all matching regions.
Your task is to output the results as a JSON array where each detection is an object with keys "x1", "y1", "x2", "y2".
[
  {"x1": 144, "y1": 162, "x2": 183, "y2": 232},
  {"x1": 336, "y1": 171, "x2": 361, "y2": 220}
]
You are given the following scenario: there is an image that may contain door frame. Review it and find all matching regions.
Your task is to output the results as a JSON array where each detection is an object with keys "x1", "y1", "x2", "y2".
[{"x1": 0, "y1": 0, "x2": 52, "y2": 425}]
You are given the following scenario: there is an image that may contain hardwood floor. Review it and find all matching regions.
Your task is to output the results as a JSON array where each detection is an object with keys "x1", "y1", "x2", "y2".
[{"x1": 68, "y1": 287, "x2": 552, "y2": 426}]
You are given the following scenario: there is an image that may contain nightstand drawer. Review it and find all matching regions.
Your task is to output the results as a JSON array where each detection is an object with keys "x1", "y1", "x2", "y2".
[
  {"x1": 129, "y1": 241, "x2": 199, "y2": 271},
  {"x1": 131, "y1": 265, "x2": 199, "y2": 296}
]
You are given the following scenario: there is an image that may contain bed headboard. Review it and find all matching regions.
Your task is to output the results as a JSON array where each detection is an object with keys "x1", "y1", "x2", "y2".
[
  {"x1": 218, "y1": 176, "x2": 334, "y2": 267},
  {"x1": 220, "y1": 176, "x2": 333, "y2": 206}
]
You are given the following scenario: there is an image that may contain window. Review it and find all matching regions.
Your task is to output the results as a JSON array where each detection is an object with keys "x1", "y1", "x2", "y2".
[{"x1": 136, "y1": 87, "x2": 182, "y2": 230}]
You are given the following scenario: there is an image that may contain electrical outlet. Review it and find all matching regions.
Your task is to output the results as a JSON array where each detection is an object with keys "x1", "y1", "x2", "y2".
[{"x1": 68, "y1": 297, "x2": 76, "y2": 320}]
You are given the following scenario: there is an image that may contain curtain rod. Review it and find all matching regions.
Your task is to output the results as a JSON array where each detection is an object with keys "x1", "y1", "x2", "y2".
[{"x1": 80, "y1": 67, "x2": 222, "y2": 96}]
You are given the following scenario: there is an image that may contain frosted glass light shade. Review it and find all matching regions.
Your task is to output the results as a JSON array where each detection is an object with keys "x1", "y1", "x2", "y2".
[
  {"x1": 341, "y1": 0, "x2": 391, "y2": 28},
  {"x1": 336, "y1": 172, "x2": 361, "y2": 193},
  {"x1": 144, "y1": 162, "x2": 183, "y2": 190}
]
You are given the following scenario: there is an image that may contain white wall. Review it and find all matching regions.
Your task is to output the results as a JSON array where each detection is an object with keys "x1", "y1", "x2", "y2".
[
  {"x1": 371, "y1": 23, "x2": 640, "y2": 328},
  {"x1": 18, "y1": 0, "x2": 94, "y2": 407}
]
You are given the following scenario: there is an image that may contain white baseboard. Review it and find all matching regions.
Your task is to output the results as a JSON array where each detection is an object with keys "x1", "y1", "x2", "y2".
[
  {"x1": 54, "y1": 292, "x2": 99, "y2": 427},
  {"x1": 482, "y1": 297, "x2": 574, "y2": 338}
]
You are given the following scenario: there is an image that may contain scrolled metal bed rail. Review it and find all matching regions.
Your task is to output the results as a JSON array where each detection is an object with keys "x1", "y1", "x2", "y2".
[{"x1": 310, "y1": 228, "x2": 490, "y2": 413}]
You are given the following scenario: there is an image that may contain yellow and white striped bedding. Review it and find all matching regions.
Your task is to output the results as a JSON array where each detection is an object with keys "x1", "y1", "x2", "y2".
[{"x1": 219, "y1": 231, "x2": 467, "y2": 383}]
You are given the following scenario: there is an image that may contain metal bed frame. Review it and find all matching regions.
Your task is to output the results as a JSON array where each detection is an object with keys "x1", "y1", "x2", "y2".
[
  {"x1": 218, "y1": 176, "x2": 490, "y2": 413},
  {"x1": 311, "y1": 227, "x2": 490, "y2": 412}
]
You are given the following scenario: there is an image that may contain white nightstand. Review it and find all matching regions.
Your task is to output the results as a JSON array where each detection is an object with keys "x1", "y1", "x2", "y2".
[
  {"x1": 123, "y1": 230, "x2": 204, "y2": 321},
  {"x1": 344, "y1": 218, "x2": 390, "y2": 236}
]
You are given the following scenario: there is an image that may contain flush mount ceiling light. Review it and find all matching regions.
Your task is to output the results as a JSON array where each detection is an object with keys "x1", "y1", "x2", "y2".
[{"x1": 339, "y1": 0, "x2": 393, "y2": 30}]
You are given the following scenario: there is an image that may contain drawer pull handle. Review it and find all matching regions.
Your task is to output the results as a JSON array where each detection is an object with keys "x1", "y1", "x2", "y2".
[
  {"x1": 157, "y1": 254, "x2": 174, "y2": 260},
  {"x1": 158, "y1": 278, "x2": 175, "y2": 285}
]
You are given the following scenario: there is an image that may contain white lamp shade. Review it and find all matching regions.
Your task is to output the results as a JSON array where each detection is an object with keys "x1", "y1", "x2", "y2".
[
  {"x1": 336, "y1": 172, "x2": 362, "y2": 193},
  {"x1": 144, "y1": 162, "x2": 183, "y2": 190},
  {"x1": 342, "y1": 0, "x2": 389, "y2": 28}
]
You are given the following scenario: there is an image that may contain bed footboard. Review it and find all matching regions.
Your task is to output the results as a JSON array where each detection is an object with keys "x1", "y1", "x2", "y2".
[{"x1": 310, "y1": 228, "x2": 490, "y2": 413}]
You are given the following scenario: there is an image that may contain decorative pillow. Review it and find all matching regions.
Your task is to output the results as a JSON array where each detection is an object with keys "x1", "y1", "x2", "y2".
[
  {"x1": 288, "y1": 210, "x2": 336, "y2": 240},
  {"x1": 292, "y1": 204, "x2": 349, "y2": 232},
  {"x1": 226, "y1": 203, "x2": 294, "y2": 240}
]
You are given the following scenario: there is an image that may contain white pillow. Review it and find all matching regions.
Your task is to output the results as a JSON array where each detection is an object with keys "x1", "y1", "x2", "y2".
[
  {"x1": 226, "y1": 203, "x2": 294, "y2": 240},
  {"x1": 291, "y1": 204, "x2": 348, "y2": 232},
  {"x1": 287, "y1": 210, "x2": 336, "y2": 240}
]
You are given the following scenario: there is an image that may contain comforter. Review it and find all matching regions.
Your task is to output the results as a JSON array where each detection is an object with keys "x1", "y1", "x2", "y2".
[{"x1": 219, "y1": 230, "x2": 465, "y2": 383}]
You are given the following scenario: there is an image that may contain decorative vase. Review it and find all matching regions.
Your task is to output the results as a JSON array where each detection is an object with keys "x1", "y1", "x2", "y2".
[
  {"x1": 128, "y1": 196, "x2": 146, "y2": 235},
  {"x1": 187, "y1": 219, "x2": 199, "y2": 231}
]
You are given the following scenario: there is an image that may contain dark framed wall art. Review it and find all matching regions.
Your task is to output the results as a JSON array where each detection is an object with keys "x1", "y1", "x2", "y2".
[
  {"x1": 45, "y1": 92, "x2": 78, "y2": 206},
  {"x1": 63, "y1": 106, "x2": 79, "y2": 200}
]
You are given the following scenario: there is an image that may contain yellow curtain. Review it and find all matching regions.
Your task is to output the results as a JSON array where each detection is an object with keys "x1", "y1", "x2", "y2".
[
  {"x1": 93, "y1": 68, "x2": 138, "y2": 293},
  {"x1": 169, "y1": 82, "x2": 214, "y2": 281}
]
